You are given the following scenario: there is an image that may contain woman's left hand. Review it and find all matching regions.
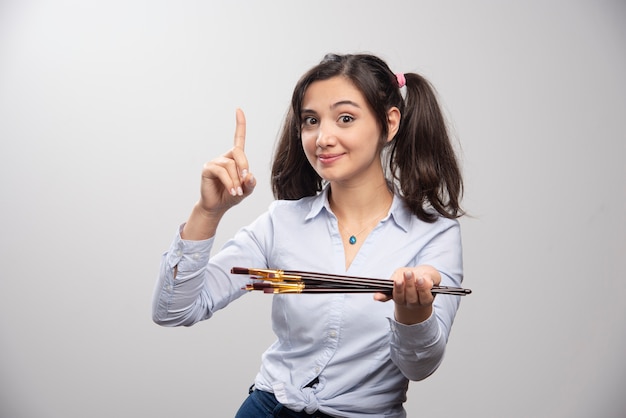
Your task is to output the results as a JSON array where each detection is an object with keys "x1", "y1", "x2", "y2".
[{"x1": 374, "y1": 265, "x2": 441, "y2": 325}]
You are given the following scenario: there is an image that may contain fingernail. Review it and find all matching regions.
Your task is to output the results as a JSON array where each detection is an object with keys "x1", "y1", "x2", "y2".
[
  {"x1": 230, "y1": 188, "x2": 237, "y2": 196},
  {"x1": 416, "y1": 276, "x2": 424, "y2": 285},
  {"x1": 241, "y1": 169, "x2": 248, "y2": 178},
  {"x1": 237, "y1": 186, "x2": 243, "y2": 196}
]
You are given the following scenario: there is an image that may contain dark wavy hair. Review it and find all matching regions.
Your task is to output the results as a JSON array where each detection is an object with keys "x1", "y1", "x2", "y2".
[{"x1": 271, "y1": 53, "x2": 463, "y2": 222}]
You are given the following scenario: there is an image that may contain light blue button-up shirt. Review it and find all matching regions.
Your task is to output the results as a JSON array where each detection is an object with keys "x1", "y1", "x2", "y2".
[{"x1": 153, "y1": 186, "x2": 463, "y2": 417}]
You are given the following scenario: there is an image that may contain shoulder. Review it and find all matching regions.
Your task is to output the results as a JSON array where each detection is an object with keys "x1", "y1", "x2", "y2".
[
  {"x1": 268, "y1": 194, "x2": 323, "y2": 218},
  {"x1": 393, "y1": 197, "x2": 460, "y2": 234},
  {"x1": 415, "y1": 211, "x2": 460, "y2": 235},
  {"x1": 397, "y1": 206, "x2": 462, "y2": 250},
  {"x1": 412, "y1": 213, "x2": 462, "y2": 253}
]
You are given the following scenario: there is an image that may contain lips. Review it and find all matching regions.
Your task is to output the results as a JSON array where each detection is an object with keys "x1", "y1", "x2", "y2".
[{"x1": 317, "y1": 153, "x2": 344, "y2": 164}]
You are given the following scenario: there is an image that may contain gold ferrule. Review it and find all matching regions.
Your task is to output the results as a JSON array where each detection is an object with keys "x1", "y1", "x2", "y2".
[
  {"x1": 246, "y1": 268, "x2": 282, "y2": 278},
  {"x1": 247, "y1": 268, "x2": 302, "y2": 282},
  {"x1": 273, "y1": 282, "x2": 305, "y2": 293}
]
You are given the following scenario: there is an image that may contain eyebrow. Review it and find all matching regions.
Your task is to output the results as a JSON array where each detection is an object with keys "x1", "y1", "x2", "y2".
[
  {"x1": 331, "y1": 100, "x2": 361, "y2": 109},
  {"x1": 301, "y1": 100, "x2": 362, "y2": 114}
]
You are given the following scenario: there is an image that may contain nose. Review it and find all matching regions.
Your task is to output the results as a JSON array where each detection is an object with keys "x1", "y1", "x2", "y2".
[{"x1": 315, "y1": 122, "x2": 336, "y2": 148}]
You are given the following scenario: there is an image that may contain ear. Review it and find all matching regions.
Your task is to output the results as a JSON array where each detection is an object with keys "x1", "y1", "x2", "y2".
[{"x1": 386, "y1": 107, "x2": 401, "y2": 142}]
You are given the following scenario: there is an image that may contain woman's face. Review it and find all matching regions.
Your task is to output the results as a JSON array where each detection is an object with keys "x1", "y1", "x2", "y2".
[{"x1": 300, "y1": 76, "x2": 390, "y2": 186}]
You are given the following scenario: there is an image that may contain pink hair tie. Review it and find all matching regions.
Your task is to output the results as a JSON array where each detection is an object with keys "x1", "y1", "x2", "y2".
[{"x1": 396, "y1": 73, "x2": 406, "y2": 88}]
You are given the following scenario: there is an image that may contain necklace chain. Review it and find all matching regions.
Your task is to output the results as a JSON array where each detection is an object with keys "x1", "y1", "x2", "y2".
[{"x1": 337, "y1": 206, "x2": 390, "y2": 245}]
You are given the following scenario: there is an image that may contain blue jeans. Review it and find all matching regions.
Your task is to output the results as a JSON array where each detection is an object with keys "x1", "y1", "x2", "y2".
[{"x1": 235, "y1": 389, "x2": 334, "y2": 418}]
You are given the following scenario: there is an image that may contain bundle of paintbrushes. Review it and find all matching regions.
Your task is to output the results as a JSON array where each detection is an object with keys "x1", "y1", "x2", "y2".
[{"x1": 231, "y1": 267, "x2": 472, "y2": 296}]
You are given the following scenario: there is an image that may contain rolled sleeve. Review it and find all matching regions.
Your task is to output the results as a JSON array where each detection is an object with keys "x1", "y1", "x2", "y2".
[
  {"x1": 167, "y1": 228, "x2": 213, "y2": 276},
  {"x1": 152, "y1": 225, "x2": 215, "y2": 326},
  {"x1": 387, "y1": 311, "x2": 446, "y2": 381}
]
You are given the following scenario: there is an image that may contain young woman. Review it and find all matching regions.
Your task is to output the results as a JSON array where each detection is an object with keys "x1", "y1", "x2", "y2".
[{"x1": 153, "y1": 53, "x2": 465, "y2": 417}]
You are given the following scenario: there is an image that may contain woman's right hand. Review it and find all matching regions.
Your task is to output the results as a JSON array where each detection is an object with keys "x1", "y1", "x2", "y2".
[
  {"x1": 181, "y1": 108, "x2": 256, "y2": 240},
  {"x1": 198, "y1": 108, "x2": 256, "y2": 214}
]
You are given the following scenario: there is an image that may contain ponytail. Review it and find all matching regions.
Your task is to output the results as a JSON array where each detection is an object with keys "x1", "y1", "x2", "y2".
[{"x1": 389, "y1": 72, "x2": 464, "y2": 222}]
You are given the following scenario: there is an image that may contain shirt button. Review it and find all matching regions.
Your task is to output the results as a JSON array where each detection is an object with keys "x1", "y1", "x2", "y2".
[
  {"x1": 328, "y1": 330, "x2": 337, "y2": 338},
  {"x1": 192, "y1": 253, "x2": 200, "y2": 260},
  {"x1": 175, "y1": 250, "x2": 183, "y2": 257},
  {"x1": 314, "y1": 367, "x2": 320, "y2": 373}
]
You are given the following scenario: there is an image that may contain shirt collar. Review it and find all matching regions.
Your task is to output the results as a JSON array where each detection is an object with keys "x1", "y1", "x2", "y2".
[
  {"x1": 305, "y1": 186, "x2": 330, "y2": 221},
  {"x1": 388, "y1": 192, "x2": 411, "y2": 233},
  {"x1": 305, "y1": 185, "x2": 412, "y2": 233}
]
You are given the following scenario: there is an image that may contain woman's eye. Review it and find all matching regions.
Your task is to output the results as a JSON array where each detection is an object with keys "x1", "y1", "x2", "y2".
[
  {"x1": 302, "y1": 116, "x2": 318, "y2": 127},
  {"x1": 339, "y1": 115, "x2": 354, "y2": 124}
]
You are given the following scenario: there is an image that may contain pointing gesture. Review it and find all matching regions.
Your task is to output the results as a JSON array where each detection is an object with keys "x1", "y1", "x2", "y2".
[
  {"x1": 182, "y1": 108, "x2": 256, "y2": 240},
  {"x1": 201, "y1": 107, "x2": 256, "y2": 207},
  {"x1": 233, "y1": 107, "x2": 247, "y2": 152}
]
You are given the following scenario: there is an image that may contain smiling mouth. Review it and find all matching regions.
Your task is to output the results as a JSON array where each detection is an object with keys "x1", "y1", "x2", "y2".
[{"x1": 317, "y1": 153, "x2": 344, "y2": 164}]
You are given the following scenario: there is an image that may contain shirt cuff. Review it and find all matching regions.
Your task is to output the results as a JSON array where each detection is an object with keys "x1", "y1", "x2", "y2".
[
  {"x1": 387, "y1": 311, "x2": 441, "y2": 350},
  {"x1": 165, "y1": 224, "x2": 214, "y2": 274}
]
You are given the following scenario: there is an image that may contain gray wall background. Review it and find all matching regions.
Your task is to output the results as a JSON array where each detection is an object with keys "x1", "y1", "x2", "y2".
[{"x1": 1, "y1": 1, "x2": 624, "y2": 417}]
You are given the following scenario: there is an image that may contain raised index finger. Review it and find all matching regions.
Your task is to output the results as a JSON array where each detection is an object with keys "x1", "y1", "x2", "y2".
[{"x1": 234, "y1": 108, "x2": 246, "y2": 150}]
